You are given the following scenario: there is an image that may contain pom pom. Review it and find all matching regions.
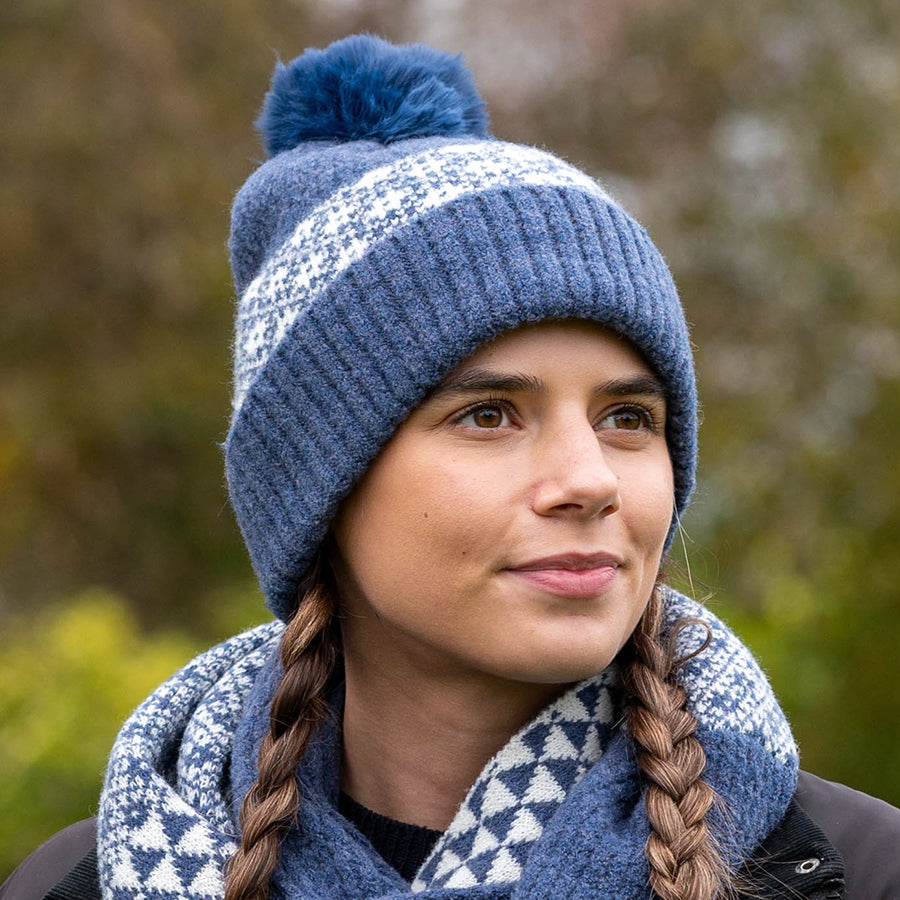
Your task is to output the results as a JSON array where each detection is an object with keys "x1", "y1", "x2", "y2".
[{"x1": 257, "y1": 34, "x2": 490, "y2": 157}]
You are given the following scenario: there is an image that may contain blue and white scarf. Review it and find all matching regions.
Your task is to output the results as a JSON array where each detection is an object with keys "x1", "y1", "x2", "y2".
[{"x1": 97, "y1": 591, "x2": 798, "y2": 899}]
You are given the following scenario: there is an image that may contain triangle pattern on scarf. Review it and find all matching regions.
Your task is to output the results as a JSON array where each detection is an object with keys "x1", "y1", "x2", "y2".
[
  {"x1": 132, "y1": 811, "x2": 168, "y2": 851},
  {"x1": 176, "y1": 823, "x2": 219, "y2": 857},
  {"x1": 189, "y1": 861, "x2": 226, "y2": 899},
  {"x1": 541, "y1": 724, "x2": 579, "y2": 760},
  {"x1": 486, "y1": 847, "x2": 523, "y2": 884},
  {"x1": 109, "y1": 851, "x2": 141, "y2": 890},
  {"x1": 146, "y1": 856, "x2": 184, "y2": 892},
  {"x1": 522, "y1": 765, "x2": 567, "y2": 804},
  {"x1": 482, "y1": 777, "x2": 518, "y2": 814},
  {"x1": 411, "y1": 674, "x2": 617, "y2": 891},
  {"x1": 502, "y1": 808, "x2": 542, "y2": 844}
]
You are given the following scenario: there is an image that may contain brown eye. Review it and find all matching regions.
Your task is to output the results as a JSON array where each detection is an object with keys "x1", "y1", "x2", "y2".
[
  {"x1": 614, "y1": 411, "x2": 642, "y2": 430},
  {"x1": 457, "y1": 403, "x2": 511, "y2": 429},
  {"x1": 471, "y1": 406, "x2": 504, "y2": 428},
  {"x1": 599, "y1": 407, "x2": 650, "y2": 431}
]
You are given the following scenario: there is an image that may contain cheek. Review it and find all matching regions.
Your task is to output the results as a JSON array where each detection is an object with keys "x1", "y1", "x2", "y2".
[
  {"x1": 333, "y1": 451, "x2": 493, "y2": 598},
  {"x1": 623, "y1": 454, "x2": 675, "y2": 552}
]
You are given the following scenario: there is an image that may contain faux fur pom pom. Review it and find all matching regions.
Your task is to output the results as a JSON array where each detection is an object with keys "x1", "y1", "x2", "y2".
[{"x1": 257, "y1": 34, "x2": 490, "y2": 157}]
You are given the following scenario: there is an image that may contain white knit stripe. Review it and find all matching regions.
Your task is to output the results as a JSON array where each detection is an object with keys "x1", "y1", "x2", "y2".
[{"x1": 231, "y1": 141, "x2": 614, "y2": 414}]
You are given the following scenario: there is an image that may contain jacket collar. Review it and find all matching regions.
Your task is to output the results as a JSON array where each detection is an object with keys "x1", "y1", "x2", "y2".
[{"x1": 740, "y1": 798, "x2": 845, "y2": 899}]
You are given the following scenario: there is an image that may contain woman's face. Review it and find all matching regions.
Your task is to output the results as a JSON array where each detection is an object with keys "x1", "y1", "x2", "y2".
[{"x1": 331, "y1": 320, "x2": 674, "y2": 690}]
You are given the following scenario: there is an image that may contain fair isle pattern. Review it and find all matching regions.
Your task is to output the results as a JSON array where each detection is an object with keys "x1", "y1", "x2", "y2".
[
  {"x1": 663, "y1": 589, "x2": 797, "y2": 764},
  {"x1": 231, "y1": 141, "x2": 614, "y2": 414},
  {"x1": 97, "y1": 622, "x2": 283, "y2": 900},
  {"x1": 411, "y1": 672, "x2": 618, "y2": 891}
]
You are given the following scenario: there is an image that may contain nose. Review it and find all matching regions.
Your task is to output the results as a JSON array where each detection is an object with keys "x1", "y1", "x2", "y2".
[{"x1": 530, "y1": 416, "x2": 621, "y2": 519}]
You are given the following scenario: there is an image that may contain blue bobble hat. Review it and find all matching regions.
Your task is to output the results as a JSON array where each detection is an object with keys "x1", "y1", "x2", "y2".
[{"x1": 225, "y1": 34, "x2": 698, "y2": 621}]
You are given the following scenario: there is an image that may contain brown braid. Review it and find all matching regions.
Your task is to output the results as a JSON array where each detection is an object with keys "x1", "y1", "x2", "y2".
[
  {"x1": 224, "y1": 572, "x2": 338, "y2": 900},
  {"x1": 622, "y1": 587, "x2": 729, "y2": 900}
]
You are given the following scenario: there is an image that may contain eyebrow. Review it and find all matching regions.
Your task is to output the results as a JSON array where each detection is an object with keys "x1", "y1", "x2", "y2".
[{"x1": 428, "y1": 368, "x2": 667, "y2": 402}]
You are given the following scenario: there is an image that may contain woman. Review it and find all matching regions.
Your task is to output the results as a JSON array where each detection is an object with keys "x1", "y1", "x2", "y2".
[{"x1": 3, "y1": 34, "x2": 899, "y2": 900}]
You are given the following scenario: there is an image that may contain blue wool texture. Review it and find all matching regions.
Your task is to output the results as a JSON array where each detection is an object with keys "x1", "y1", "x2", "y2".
[{"x1": 226, "y1": 35, "x2": 698, "y2": 622}]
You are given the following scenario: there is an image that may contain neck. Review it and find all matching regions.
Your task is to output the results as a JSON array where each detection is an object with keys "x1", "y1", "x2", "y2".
[{"x1": 340, "y1": 653, "x2": 564, "y2": 831}]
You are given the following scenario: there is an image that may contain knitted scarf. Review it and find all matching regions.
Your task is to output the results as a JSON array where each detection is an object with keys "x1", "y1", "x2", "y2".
[{"x1": 97, "y1": 591, "x2": 798, "y2": 900}]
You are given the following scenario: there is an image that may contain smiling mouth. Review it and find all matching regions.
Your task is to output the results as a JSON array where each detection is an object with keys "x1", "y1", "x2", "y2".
[{"x1": 505, "y1": 553, "x2": 622, "y2": 598}]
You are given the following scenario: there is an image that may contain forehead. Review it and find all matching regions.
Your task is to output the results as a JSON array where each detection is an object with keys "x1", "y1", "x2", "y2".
[{"x1": 447, "y1": 320, "x2": 655, "y2": 379}]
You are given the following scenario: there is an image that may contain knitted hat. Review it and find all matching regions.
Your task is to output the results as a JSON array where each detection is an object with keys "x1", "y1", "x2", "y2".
[{"x1": 225, "y1": 34, "x2": 698, "y2": 622}]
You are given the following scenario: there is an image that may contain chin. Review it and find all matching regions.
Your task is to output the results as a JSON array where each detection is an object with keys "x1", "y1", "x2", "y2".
[
  {"x1": 495, "y1": 643, "x2": 625, "y2": 687},
  {"x1": 539, "y1": 621, "x2": 635, "y2": 678}
]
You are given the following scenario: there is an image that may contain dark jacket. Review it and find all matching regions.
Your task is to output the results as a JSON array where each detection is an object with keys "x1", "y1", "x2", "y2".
[{"x1": 3, "y1": 772, "x2": 899, "y2": 900}]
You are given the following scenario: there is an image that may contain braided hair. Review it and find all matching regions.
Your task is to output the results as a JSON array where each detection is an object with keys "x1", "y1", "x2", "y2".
[
  {"x1": 224, "y1": 568, "x2": 338, "y2": 900},
  {"x1": 622, "y1": 586, "x2": 728, "y2": 900}
]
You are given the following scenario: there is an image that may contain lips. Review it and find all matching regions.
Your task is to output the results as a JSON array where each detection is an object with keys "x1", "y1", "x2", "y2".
[
  {"x1": 513, "y1": 553, "x2": 623, "y2": 572},
  {"x1": 505, "y1": 553, "x2": 622, "y2": 598}
]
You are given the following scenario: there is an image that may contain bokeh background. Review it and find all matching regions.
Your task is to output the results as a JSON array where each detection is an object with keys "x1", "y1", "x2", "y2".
[{"x1": 2, "y1": 0, "x2": 899, "y2": 879}]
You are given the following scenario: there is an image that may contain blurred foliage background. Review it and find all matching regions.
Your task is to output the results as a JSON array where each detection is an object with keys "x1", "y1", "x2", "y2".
[{"x1": 2, "y1": 0, "x2": 898, "y2": 880}]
